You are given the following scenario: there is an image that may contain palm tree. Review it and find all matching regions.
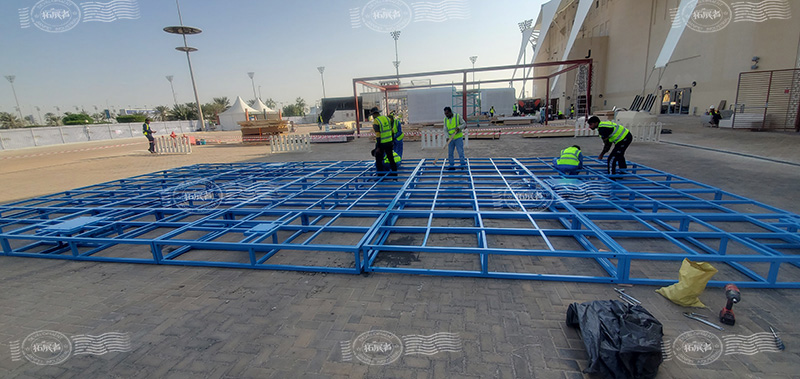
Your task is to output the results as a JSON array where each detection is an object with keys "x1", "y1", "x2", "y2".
[
  {"x1": 154, "y1": 105, "x2": 170, "y2": 121},
  {"x1": 170, "y1": 103, "x2": 197, "y2": 120},
  {"x1": 44, "y1": 112, "x2": 60, "y2": 126},
  {"x1": 0, "y1": 112, "x2": 23, "y2": 128},
  {"x1": 212, "y1": 97, "x2": 230, "y2": 109}
]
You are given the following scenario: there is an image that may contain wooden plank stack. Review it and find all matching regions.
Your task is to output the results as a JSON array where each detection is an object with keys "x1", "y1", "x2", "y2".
[{"x1": 239, "y1": 113, "x2": 288, "y2": 143}]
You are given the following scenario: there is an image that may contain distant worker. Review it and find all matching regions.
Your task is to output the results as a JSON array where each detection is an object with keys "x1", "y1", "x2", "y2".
[
  {"x1": 570, "y1": 104, "x2": 575, "y2": 119},
  {"x1": 512, "y1": 103, "x2": 519, "y2": 116},
  {"x1": 143, "y1": 118, "x2": 156, "y2": 153},
  {"x1": 709, "y1": 105, "x2": 721, "y2": 127},
  {"x1": 489, "y1": 106, "x2": 495, "y2": 117},
  {"x1": 587, "y1": 116, "x2": 632, "y2": 176},
  {"x1": 443, "y1": 106, "x2": 467, "y2": 171},
  {"x1": 317, "y1": 114, "x2": 323, "y2": 130},
  {"x1": 371, "y1": 107, "x2": 398, "y2": 175},
  {"x1": 389, "y1": 111, "x2": 404, "y2": 158},
  {"x1": 552, "y1": 145, "x2": 584, "y2": 175},
  {"x1": 558, "y1": 110, "x2": 564, "y2": 119}
]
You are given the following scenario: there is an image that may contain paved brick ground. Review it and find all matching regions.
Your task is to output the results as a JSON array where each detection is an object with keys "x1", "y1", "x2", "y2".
[{"x1": 1, "y1": 117, "x2": 800, "y2": 378}]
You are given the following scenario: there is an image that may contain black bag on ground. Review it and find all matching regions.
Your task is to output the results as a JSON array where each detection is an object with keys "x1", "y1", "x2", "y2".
[{"x1": 566, "y1": 300, "x2": 663, "y2": 379}]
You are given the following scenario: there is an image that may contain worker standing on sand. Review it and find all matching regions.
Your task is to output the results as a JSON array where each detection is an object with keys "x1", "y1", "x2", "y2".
[
  {"x1": 143, "y1": 118, "x2": 156, "y2": 153},
  {"x1": 371, "y1": 107, "x2": 397, "y2": 174},
  {"x1": 489, "y1": 106, "x2": 495, "y2": 117},
  {"x1": 587, "y1": 116, "x2": 632, "y2": 176},
  {"x1": 552, "y1": 145, "x2": 583, "y2": 175},
  {"x1": 443, "y1": 107, "x2": 467, "y2": 171}
]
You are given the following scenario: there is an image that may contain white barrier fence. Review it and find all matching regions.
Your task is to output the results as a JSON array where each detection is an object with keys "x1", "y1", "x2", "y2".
[
  {"x1": 270, "y1": 134, "x2": 311, "y2": 153},
  {"x1": 154, "y1": 135, "x2": 192, "y2": 154},
  {"x1": 0, "y1": 120, "x2": 203, "y2": 151},
  {"x1": 573, "y1": 121, "x2": 662, "y2": 142},
  {"x1": 421, "y1": 130, "x2": 470, "y2": 149}
]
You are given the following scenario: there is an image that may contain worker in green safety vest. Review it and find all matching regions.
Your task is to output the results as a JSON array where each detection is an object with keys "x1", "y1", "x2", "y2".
[
  {"x1": 142, "y1": 118, "x2": 156, "y2": 153},
  {"x1": 390, "y1": 111, "x2": 404, "y2": 158},
  {"x1": 587, "y1": 116, "x2": 632, "y2": 176},
  {"x1": 443, "y1": 106, "x2": 467, "y2": 170},
  {"x1": 371, "y1": 107, "x2": 397, "y2": 175},
  {"x1": 552, "y1": 145, "x2": 584, "y2": 175},
  {"x1": 383, "y1": 151, "x2": 402, "y2": 170}
]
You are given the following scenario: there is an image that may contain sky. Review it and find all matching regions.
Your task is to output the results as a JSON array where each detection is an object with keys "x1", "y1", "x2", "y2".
[{"x1": 1, "y1": 0, "x2": 547, "y2": 118}]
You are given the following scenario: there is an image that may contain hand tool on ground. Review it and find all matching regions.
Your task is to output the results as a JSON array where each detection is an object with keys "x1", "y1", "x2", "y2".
[
  {"x1": 688, "y1": 312, "x2": 708, "y2": 319},
  {"x1": 614, "y1": 288, "x2": 641, "y2": 304},
  {"x1": 618, "y1": 295, "x2": 636, "y2": 306},
  {"x1": 719, "y1": 283, "x2": 740, "y2": 326},
  {"x1": 683, "y1": 312, "x2": 724, "y2": 331},
  {"x1": 769, "y1": 326, "x2": 785, "y2": 350}
]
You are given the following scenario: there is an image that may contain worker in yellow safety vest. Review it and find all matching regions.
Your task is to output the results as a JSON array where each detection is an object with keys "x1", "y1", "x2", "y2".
[
  {"x1": 552, "y1": 145, "x2": 584, "y2": 175},
  {"x1": 383, "y1": 151, "x2": 402, "y2": 170},
  {"x1": 443, "y1": 106, "x2": 467, "y2": 170},
  {"x1": 142, "y1": 118, "x2": 156, "y2": 153},
  {"x1": 587, "y1": 116, "x2": 632, "y2": 176},
  {"x1": 390, "y1": 111, "x2": 404, "y2": 158},
  {"x1": 371, "y1": 107, "x2": 397, "y2": 175}
]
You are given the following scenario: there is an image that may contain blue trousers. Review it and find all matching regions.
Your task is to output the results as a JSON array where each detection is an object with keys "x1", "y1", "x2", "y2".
[{"x1": 448, "y1": 137, "x2": 466, "y2": 168}]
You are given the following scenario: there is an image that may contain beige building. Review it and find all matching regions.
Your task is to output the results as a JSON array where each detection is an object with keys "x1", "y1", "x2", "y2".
[{"x1": 531, "y1": 0, "x2": 800, "y2": 124}]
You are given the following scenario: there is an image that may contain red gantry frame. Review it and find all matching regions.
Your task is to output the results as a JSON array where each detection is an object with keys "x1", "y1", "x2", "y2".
[{"x1": 352, "y1": 59, "x2": 593, "y2": 134}]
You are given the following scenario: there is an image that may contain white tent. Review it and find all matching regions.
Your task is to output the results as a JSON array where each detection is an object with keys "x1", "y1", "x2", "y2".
[
  {"x1": 218, "y1": 96, "x2": 257, "y2": 131},
  {"x1": 252, "y1": 98, "x2": 277, "y2": 114}
]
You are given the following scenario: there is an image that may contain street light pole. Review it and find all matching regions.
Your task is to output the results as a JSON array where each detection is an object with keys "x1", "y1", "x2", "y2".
[
  {"x1": 317, "y1": 66, "x2": 326, "y2": 99},
  {"x1": 390, "y1": 31, "x2": 401, "y2": 80},
  {"x1": 247, "y1": 72, "x2": 258, "y2": 102},
  {"x1": 166, "y1": 75, "x2": 178, "y2": 106},
  {"x1": 518, "y1": 20, "x2": 533, "y2": 99},
  {"x1": 4, "y1": 75, "x2": 24, "y2": 121},
  {"x1": 469, "y1": 56, "x2": 477, "y2": 90},
  {"x1": 164, "y1": 0, "x2": 205, "y2": 130}
]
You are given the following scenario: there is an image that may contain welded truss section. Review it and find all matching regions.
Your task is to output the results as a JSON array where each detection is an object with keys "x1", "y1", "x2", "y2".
[{"x1": 2, "y1": 159, "x2": 800, "y2": 288}]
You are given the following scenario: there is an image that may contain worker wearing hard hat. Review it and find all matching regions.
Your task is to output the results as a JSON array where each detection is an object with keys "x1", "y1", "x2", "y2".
[
  {"x1": 708, "y1": 105, "x2": 721, "y2": 128},
  {"x1": 587, "y1": 116, "x2": 632, "y2": 176},
  {"x1": 371, "y1": 107, "x2": 398, "y2": 174}
]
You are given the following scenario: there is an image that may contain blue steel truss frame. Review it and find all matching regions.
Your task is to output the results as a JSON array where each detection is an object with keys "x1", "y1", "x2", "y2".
[{"x1": 1, "y1": 158, "x2": 799, "y2": 287}]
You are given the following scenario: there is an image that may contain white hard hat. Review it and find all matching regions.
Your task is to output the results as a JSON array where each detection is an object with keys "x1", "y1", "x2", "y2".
[{"x1": 709, "y1": 105, "x2": 715, "y2": 109}]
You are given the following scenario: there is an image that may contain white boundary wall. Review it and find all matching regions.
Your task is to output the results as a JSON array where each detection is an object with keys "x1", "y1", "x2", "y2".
[
  {"x1": 270, "y1": 134, "x2": 311, "y2": 153},
  {"x1": 0, "y1": 120, "x2": 202, "y2": 151}
]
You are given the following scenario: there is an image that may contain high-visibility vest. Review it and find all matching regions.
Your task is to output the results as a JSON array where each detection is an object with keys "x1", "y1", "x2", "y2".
[
  {"x1": 142, "y1": 123, "x2": 152, "y2": 136},
  {"x1": 598, "y1": 121, "x2": 630, "y2": 143},
  {"x1": 444, "y1": 113, "x2": 463, "y2": 139},
  {"x1": 391, "y1": 118, "x2": 403, "y2": 141},
  {"x1": 318, "y1": 115, "x2": 323, "y2": 123},
  {"x1": 383, "y1": 151, "x2": 401, "y2": 165},
  {"x1": 556, "y1": 146, "x2": 581, "y2": 166},
  {"x1": 374, "y1": 115, "x2": 393, "y2": 143}
]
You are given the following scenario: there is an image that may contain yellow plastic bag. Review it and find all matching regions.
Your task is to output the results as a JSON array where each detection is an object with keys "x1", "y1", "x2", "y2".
[{"x1": 655, "y1": 259, "x2": 718, "y2": 307}]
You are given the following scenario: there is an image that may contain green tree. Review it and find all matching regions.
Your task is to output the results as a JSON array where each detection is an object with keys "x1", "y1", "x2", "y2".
[
  {"x1": 170, "y1": 103, "x2": 197, "y2": 120},
  {"x1": 294, "y1": 97, "x2": 307, "y2": 116},
  {"x1": 154, "y1": 105, "x2": 170, "y2": 121},
  {"x1": 281, "y1": 104, "x2": 304, "y2": 117},
  {"x1": 44, "y1": 112, "x2": 60, "y2": 126},
  {"x1": 0, "y1": 112, "x2": 24, "y2": 128},
  {"x1": 264, "y1": 98, "x2": 276, "y2": 109},
  {"x1": 62, "y1": 113, "x2": 93, "y2": 125},
  {"x1": 203, "y1": 97, "x2": 230, "y2": 121},
  {"x1": 91, "y1": 113, "x2": 106, "y2": 123}
]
